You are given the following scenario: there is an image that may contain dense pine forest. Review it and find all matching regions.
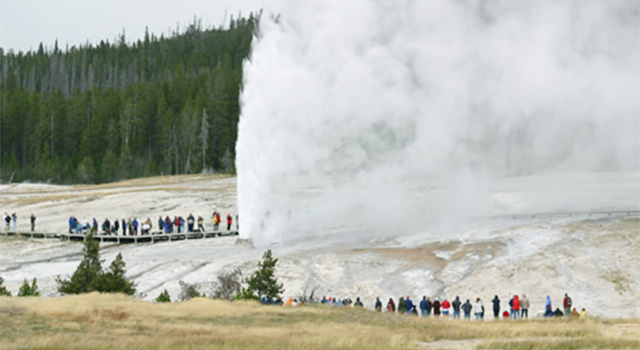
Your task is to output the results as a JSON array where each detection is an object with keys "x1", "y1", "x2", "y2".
[{"x1": 0, "y1": 14, "x2": 258, "y2": 184}]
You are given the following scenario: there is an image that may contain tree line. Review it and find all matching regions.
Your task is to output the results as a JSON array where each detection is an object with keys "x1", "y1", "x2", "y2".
[{"x1": 0, "y1": 14, "x2": 259, "y2": 183}]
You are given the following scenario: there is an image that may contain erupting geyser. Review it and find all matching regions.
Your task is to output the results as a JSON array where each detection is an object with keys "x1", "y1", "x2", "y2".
[{"x1": 237, "y1": 0, "x2": 640, "y2": 245}]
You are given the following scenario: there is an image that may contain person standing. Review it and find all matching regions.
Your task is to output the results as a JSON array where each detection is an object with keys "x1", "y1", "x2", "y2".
[
  {"x1": 354, "y1": 297, "x2": 364, "y2": 307},
  {"x1": 143, "y1": 217, "x2": 152, "y2": 235},
  {"x1": 475, "y1": 298, "x2": 484, "y2": 320},
  {"x1": 197, "y1": 216, "x2": 205, "y2": 232},
  {"x1": 187, "y1": 214, "x2": 195, "y2": 232},
  {"x1": 405, "y1": 296, "x2": 414, "y2": 315},
  {"x1": 462, "y1": 299, "x2": 472, "y2": 320},
  {"x1": 511, "y1": 294, "x2": 520, "y2": 320},
  {"x1": 30, "y1": 214, "x2": 36, "y2": 232},
  {"x1": 67, "y1": 216, "x2": 74, "y2": 233},
  {"x1": 420, "y1": 296, "x2": 429, "y2": 317},
  {"x1": 452, "y1": 296, "x2": 462, "y2": 320},
  {"x1": 103, "y1": 218, "x2": 111, "y2": 235},
  {"x1": 374, "y1": 297, "x2": 382, "y2": 312},
  {"x1": 433, "y1": 297, "x2": 441, "y2": 317},
  {"x1": 164, "y1": 216, "x2": 172, "y2": 233},
  {"x1": 441, "y1": 298, "x2": 451, "y2": 317},
  {"x1": 521, "y1": 294, "x2": 530, "y2": 319},
  {"x1": 563, "y1": 293, "x2": 572, "y2": 318},
  {"x1": 113, "y1": 219, "x2": 119, "y2": 236},
  {"x1": 212, "y1": 211, "x2": 219, "y2": 231},
  {"x1": 132, "y1": 218, "x2": 139, "y2": 236},
  {"x1": 492, "y1": 295, "x2": 501, "y2": 319},
  {"x1": 11, "y1": 213, "x2": 17, "y2": 232},
  {"x1": 398, "y1": 297, "x2": 406, "y2": 314},
  {"x1": 227, "y1": 214, "x2": 232, "y2": 231},
  {"x1": 386, "y1": 298, "x2": 396, "y2": 312}
]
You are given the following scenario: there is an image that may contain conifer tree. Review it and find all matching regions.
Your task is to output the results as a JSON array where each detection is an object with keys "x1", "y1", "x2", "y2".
[
  {"x1": 57, "y1": 236, "x2": 136, "y2": 295},
  {"x1": 97, "y1": 253, "x2": 136, "y2": 295},
  {"x1": 155, "y1": 289, "x2": 171, "y2": 303},
  {"x1": 238, "y1": 249, "x2": 284, "y2": 301},
  {"x1": 57, "y1": 234, "x2": 103, "y2": 294},
  {"x1": 17, "y1": 278, "x2": 40, "y2": 297},
  {"x1": 57, "y1": 239, "x2": 136, "y2": 295},
  {"x1": 0, "y1": 276, "x2": 12, "y2": 296}
]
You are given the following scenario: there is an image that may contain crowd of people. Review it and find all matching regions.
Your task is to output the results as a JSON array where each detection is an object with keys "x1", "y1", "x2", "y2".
[
  {"x1": 3, "y1": 213, "x2": 37, "y2": 232},
  {"x1": 280, "y1": 293, "x2": 587, "y2": 320},
  {"x1": 65, "y1": 212, "x2": 238, "y2": 236}
]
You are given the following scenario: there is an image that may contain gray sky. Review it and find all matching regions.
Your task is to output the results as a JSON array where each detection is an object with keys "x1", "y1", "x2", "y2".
[{"x1": 0, "y1": 0, "x2": 270, "y2": 52}]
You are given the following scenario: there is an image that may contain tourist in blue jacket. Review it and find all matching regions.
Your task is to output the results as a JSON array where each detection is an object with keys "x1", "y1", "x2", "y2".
[
  {"x1": 420, "y1": 296, "x2": 430, "y2": 317},
  {"x1": 405, "y1": 296, "x2": 414, "y2": 315}
]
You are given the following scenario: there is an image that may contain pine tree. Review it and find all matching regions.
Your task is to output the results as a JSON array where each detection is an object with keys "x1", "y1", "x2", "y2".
[
  {"x1": 238, "y1": 250, "x2": 284, "y2": 301},
  {"x1": 97, "y1": 253, "x2": 136, "y2": 295},
  {"x1": 57, "y1": 234, "x2": 103, "y2": 294},
  {"x1": 17, "y1": 278, "x2": 40, "y2": 297},
  {"x1": 0, "y1": 276, "x2": 12, "y2": 296},
  {"x1": 57, "y1": 235, "x2": 136, "y2": 295},
  {"x1": 155, "y1": 289, "x2": 171, "y2": 303}
]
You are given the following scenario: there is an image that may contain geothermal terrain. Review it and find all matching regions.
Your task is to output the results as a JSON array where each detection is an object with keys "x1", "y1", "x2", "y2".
[{"x1": 0, "y1": 173, "x2": 638, "y2": 318}]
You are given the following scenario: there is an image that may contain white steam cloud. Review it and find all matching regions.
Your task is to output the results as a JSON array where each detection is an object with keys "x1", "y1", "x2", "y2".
[{"x1": 237, "y1": 0, "x2": 640, "y2": 245}]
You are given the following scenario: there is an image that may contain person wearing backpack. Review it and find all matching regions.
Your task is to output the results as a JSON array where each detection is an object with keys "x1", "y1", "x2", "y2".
[
  {"x1": 387, "y1": 297, "x2": 396, "y2": 312},
  {"x1": 563, "y1": 293, "x2": 572, "y2": 318}
]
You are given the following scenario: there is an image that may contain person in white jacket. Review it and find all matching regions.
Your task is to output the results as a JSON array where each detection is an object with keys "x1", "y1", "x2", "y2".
[{"x1": 475, "y1": 298, "x2": 484, "y2": 320}]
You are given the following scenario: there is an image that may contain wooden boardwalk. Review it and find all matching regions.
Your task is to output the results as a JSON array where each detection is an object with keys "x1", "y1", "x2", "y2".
[{"x1": 0, "y1": 230, "x2": 239, "y2": 244}]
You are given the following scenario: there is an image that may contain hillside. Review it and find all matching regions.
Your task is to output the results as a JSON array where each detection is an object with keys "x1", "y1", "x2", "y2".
[{"x1": 0, "y1": 173, "x2": 638, "y2": 319}]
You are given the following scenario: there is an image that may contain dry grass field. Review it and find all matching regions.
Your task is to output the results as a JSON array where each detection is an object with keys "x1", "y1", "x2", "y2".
[{"x1": 0, "y1": 294, "x2": 638, "y2": 350}]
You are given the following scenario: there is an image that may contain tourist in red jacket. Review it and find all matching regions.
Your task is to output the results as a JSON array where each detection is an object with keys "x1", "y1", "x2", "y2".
[{"x1": 511, "y1": 294, "x2": 520, "y2": 319}]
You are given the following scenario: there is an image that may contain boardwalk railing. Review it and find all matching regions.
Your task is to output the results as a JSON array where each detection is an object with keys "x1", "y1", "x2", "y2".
[{"x1": 0, "y1": 230, "x2": 239, "y2": 244}]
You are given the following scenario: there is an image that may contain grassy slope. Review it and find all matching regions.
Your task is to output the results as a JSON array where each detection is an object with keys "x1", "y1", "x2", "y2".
[{"x1": 1, "y1": 294, "x2": 638, "y2": 350}]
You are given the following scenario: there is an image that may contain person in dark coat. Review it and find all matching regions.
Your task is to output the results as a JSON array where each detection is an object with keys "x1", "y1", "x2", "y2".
[
  {"x1": 433, "y1": 297, "x2": 441, "y2": 317},
  {"x1": 374, "y1": 297, "x2": 382, "y2": 312},
  {"x1": 462, "y1": 299, "x2": 472, "y2": 320},
  {"x1": 30, "y1": 214, "x2": 36, "y2": 232},
  {"x1": 492, "y1": 295, "x2": 501, "y2": 319},
  {"x1": 187, "y1": 214, "x2": 195, "y2": 232},
  {"x1": 452, "y1": 296, "x2": 462, "y2": 319},
  {"x1": 553, "y1": 308, "x2": 564, "y2": 317},
  {"x1": 387, "y1": 298, "x2": 396, "y2": 312},
  {"x1": 354, "y1": 297, "x2": 363, "y2": 307}
]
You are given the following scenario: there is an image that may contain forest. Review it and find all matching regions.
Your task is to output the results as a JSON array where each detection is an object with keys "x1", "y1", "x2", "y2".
[{"x1": 0, "y1": 14, "x2": 258, "y2": 184}]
